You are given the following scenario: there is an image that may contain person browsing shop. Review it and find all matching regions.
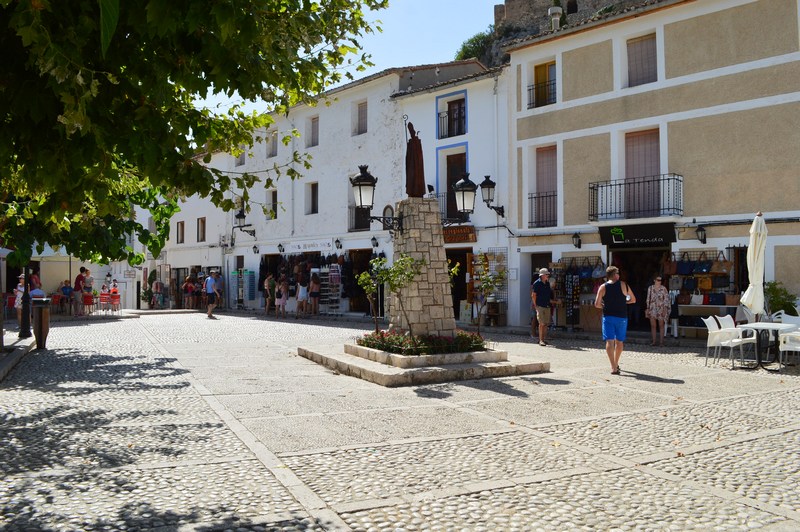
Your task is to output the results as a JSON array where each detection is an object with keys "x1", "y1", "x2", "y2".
[
  {"x1": 595, "y1": 265, "x2": 636, "y2": 375},
  {"x1": 531, "y1": 268, "x2": 560, "y2": 347}
]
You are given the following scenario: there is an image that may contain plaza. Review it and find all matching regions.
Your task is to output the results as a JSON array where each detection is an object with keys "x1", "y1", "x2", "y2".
[{"x1": 1, "y1": 313, "x2": 799, "y2": 530}]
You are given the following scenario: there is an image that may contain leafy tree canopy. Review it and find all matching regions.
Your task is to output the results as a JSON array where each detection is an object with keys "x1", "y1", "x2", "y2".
[
  {"x1": 454, "y1": 24, "x2": 494, "y2": 65},
  {"x1": 0, "y1": 0, "x2": 387, "y2": 266}
]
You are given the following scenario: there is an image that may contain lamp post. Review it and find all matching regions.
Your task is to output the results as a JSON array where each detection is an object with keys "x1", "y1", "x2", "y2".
[
  {"x1": 234, "y1": 208, "x2": 256, "y2": 237},
  {"x1": 696, "y1": 225, "x2": 707, "y2": 244},
  {"x1": 452, "y1": 173, "x2": 478, "y2": 214}
]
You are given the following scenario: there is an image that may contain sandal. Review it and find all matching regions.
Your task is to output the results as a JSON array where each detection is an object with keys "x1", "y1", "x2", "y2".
[{"x1": 611, "y1": 368, "x2": 620, "y2": 375}]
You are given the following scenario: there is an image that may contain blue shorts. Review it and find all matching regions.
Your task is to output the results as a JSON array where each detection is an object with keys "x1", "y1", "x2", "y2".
[{"x1": 602, "y1": 315, "x2": 628, "y2": 342}]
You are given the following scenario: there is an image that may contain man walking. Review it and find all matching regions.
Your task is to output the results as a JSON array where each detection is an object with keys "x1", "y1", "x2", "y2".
[
  {"x1": 205, "y1": 271, "x2": 221, "y2": 319},
  {"x1": 594, "y1": 265, "x2": 636, "y2": 375},
  {"x1": 531, "y1": 268, "x2": 558, "y2": 346}
]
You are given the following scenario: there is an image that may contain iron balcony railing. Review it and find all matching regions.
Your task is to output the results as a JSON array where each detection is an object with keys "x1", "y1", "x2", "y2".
[
  {"x1": 588, "y1": 173, "x2": 683, "y2": 222},
  {"x1": 527, "y1": 79, "x2": 556, "y2": 109},
  {"x1": 527, "y1": 191, "x2": 558, "y2": 228},
  {"x1": 348, "y1": 205, "x2": 371, "y2": 232},
  {"x1": 435, "y1": 192, "x2": 470, "y2": 225},
  {"x1": 438, "y1": 110, "x2": 466, "y2": 139}
]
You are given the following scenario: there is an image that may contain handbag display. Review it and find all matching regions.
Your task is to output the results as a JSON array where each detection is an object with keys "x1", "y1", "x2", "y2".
[
  {"x1": 692, "y1": 252, "x2": 713, "y2": 274},
  {"x1": 690, "y1": 290, "x2": 704, "y2": 305},
  {"x1": 708, "y1": 293, "x2": 726, "y2": 305},
  {"x1": 669, "y1": 276, "x2": 682, "y2": 291},
  {"x1": 578, "y1": 258, "x2": 593, "y2": 279},
  {"x1": 710, "y1": 251, "x2": 733, "y2": 275},
  {"x1": 676, "y1": 252, "x2": 695, "y2": 275},
  {"x1": 677, "y1": 293, "x2": 692, "y2": 305},
  {"x1": 712, "y1": 275, "x2": 730, "y2": 288},
  {"x1": 683, "y1": 277, "x2": 697, "y2": 291}
]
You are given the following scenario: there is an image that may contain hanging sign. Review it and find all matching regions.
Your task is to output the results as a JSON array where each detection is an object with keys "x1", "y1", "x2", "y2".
[
  {"x1": 599, "y1": 223, "x2": 676, "y2": 249},
  {"x1": 443, "y1": 225, "x2": 477, "y2": 244},
  {"x1": 285, "y1": 240, "x2": 334, "y2": 253}
]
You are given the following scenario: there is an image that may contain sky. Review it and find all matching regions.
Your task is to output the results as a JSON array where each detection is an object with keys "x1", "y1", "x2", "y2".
[
  {"x1": 202, "y1": 1, "x2": 495, "y2": 113},
  {"x1": 353, "y1": 0, "x2": 496, "y2": 76}
]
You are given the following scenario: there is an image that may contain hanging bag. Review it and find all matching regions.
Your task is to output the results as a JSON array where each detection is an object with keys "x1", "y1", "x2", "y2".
[
  {"x1": 676, "y1": 292, "x2": 692, "y2": 305},
  {"x1": 708, "y1": 293, "x2": 726, "y2": 305},
  {"x1": 669, "y1": 275, "x2": 682, "y2": 291},
  {"x1": 591, "y1": 258, "x2": 606, "y2": 279},
  {"x1": 697, "y1": 276, "x2": 712, "y2": 291},
  {"x1": 676, "y1": 252, "x2": 695, "y2": 275},
  {"x1": 692, "y1": 252, "x2": 713, "y2": 274},
  {"x1": 712, "y1": 275, "x2": 730, "y2": 289},
  {"x1": 725, "y1": 293, "x2": 741, "y2": 306},
  {"x1": 683, "y1": 276, "x2": 697, "y2": 291},
  {"x1": 578, "y1": 258, "x2": 593, "y2": 279},
  {"x1": 690, "y1": 290, "x2": 704, "y2": 305},
  {"x1": 710, "y1": 251, "x2": 733, "y2": 275},
  {"x1": 662, "y1": 252, "x2": 677, "y2": 276}
]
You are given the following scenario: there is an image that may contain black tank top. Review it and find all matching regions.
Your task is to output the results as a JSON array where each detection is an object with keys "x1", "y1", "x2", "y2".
[{"x1": 603, "y1": 281, "x2": 627, "y2": 318}]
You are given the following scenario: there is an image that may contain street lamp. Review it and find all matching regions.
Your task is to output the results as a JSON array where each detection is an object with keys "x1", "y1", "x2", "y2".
[
  {"x1": 334, "y1": 238, "x2": 343, "y2": 249},
  {"x1": 252, "y1": 245, "x2": 259, "y2": 254},
  {"x1": 349, "y1": 165, "x2": 403, "y2": 233},
  {"x1": 572, "y1": 233, "x2": 582, "y2": 249},
  {"x1": 478, "y1": 175, "x2": 505, "y2": 217},
  {"x1": 696, "y1": 225, "x2": 707, "y2": 244},
  {"x1": 452, "y1": 173, "x2": 478, "y2": 214},
  {"x1": 234, "y1": 207, "x2": 256, "y2": 237},
  {"x1": 371, "y1": 236, "x2": 379, "y2": 248},
  {"x1": 277, "y1": 243, "x2": 284, "y2": 253}
]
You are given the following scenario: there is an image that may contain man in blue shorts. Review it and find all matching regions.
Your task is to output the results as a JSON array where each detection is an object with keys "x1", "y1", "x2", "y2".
[{"x1": 595, "y1": 265, "x2": 636, "y2": 375}]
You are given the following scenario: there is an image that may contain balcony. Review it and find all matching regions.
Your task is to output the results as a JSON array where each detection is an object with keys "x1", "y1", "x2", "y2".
[
  {"x1": 348, "y1": 206, "x2": 371, "y2": 232},
  {"x1": 589, "y1": 173, "x2": 683, "y2": 222},
  {"x1": 527, "y1": 79, "x2": 556, "y2": 109},
  {"x1": 528, "y1": 191, "x2": 557, "y2": 228},
  {"x1": 438, "y1": 110, "x2": 466, "y2": 139},
  {"x1": 435, "y1": 193, "x2": 470, "y2": 225}
]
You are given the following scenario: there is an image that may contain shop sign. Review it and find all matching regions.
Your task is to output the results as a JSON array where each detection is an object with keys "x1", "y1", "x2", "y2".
[
  {"x1": 123, "y1": 270, "x2": 136, "y2": 278},
  {"x1": 285, "y1": 240, "x2": 334, "y2": 253},
  {"x1": 599, "y1": 223, "x2": 676, "y2": 249},
  {"x1": 443, "y1": 225, "x2": 477, "y2": 244}
]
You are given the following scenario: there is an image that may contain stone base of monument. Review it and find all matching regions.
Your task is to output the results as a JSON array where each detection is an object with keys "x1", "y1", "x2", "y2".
[{"x1": 297, "y1": 344, "x2": 549, "y2": 387}]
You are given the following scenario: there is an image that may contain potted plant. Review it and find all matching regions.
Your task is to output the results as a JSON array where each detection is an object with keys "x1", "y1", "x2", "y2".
[{"x1": 140, "y1": 270, "x2": 157, "y2": 308}]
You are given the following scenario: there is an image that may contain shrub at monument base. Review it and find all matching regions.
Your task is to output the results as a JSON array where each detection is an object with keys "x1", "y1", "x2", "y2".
[{"x1": 356, "y1": 330, "x2": 485, "y2": 355}]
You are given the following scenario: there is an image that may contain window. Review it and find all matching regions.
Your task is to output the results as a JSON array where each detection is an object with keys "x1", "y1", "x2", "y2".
[
  {"x1": 529, "y1": 61, "x2": 556, "y2": 109},
  {"x1": 176, "y1": 221, "x2": 185, "y2": 244},
  {"x1": 530, "y1": 146, "x2": 557, "y2": 227},
  {"x1": 235, "y1": 145, "x2": 245, "y2": 166},
  {"x1": 566, "y1": 0, "x2": 578, "y2": 14},
  {"x1": 267, "y1": 190, "x2": 278, "y2": 220},
  {"x1": 197, "y1": 217, "x2": 206, "y2": 242},
  {"x1": 354, "y1": 101, "x2": 368, "y2": 135},
  {"x1": 438, "y1": 98, "x2": 466, "y2": 139},
  {"x1": 625, "y1": 129, "x2": 661, "y2": 217},
  {"x1": 307, "y1": 116, "x2": 319, "y2": 147},
  {"x1": 627, "y1": 34, "x2": 657, "y2": 87},
  {"x1": 306, "y1": 182, "x2": 319, "y2": 215},
  {"x1": 266, "y1": 131, "x2": 278, "y2": 158}
]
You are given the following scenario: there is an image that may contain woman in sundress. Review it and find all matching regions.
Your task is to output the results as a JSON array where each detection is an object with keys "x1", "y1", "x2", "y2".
[{"x1": 645, "y1": 275, "x2": 671, "y2": 347}]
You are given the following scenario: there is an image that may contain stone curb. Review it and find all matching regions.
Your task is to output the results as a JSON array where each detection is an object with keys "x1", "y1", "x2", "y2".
[{"x1": 0, "y1": 335, "x2": 36, "y2": 383}]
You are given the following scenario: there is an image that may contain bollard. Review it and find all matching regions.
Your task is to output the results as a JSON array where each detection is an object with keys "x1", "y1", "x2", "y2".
[{"x1": 32, "y1": 298, "x2": 51, "y2": 349}]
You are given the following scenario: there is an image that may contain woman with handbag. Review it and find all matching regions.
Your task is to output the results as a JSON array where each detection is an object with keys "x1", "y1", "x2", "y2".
[{"x1": 645, "y1": 275, "x2": 671, "y2": 346}]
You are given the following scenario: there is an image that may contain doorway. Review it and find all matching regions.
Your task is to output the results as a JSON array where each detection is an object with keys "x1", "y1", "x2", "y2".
[
  {"x1": 446, "y1": 248, "x2": 471, "y2": 320},
  {"x1": 609, "y1": 248, "x2": 669, "y2": 330}
]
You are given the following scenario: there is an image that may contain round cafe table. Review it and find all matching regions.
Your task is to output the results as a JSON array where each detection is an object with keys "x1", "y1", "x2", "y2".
[{"x1": 737, "y1": 322, "x2": 799, "y2": 371}]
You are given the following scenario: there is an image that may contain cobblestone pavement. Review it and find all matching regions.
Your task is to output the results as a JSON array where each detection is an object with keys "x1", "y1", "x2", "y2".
[{"x1": 1, "y1": 312, "x2": 799, "y2": 531}]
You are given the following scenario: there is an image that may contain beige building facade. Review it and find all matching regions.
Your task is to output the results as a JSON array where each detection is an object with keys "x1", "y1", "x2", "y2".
[{"x1": 504, "y1": 0, "x2": 800, "y2": 329}]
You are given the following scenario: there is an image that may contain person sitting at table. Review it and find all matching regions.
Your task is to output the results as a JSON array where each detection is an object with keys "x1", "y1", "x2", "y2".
[{"x1": 60, "y1": 280, "x2": 73, "y2": 314}]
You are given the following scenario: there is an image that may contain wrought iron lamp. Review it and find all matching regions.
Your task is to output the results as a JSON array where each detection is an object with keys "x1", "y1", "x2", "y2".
[
  {"x1": 334, "y1": 238, "x2": 343, "y2": 249},
  {"x1": 252, "y1": 245, "x2": 259, "y2": 254},
  {"x1": 277, "y1": 243, "x2": 284, "y2": 253},
  {"x1": 572, "y1": 233, "x2": 582, "y2": 249},
  {"x1": 234, "y1": 208, "x2": 256, "y2": 237},
  {"x1": 452, "y1": 173, "x2": 478, "y2": 214},
  {"x1": 349, "y1": 165, "x2": 403, "y2": 233},
  {"x1": 478, "y1": 175, "x2": 505, "y2": 217},
  {"x1": 371, "y1": 236, "x2": 379, "y2": 248},
  {"x1": 696, "y1": 225, "x2": 707, "y2": 244}
]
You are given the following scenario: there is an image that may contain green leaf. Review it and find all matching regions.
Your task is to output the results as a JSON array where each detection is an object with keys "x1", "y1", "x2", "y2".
[{"x1": 98, "y1": 0, "x2": 120, "y2": 59}]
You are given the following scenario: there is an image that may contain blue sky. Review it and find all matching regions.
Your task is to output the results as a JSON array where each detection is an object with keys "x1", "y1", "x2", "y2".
[
  {"x1": 201, "y1": 1, "x2": 494, "y2": 113},
  {"x1": 354, "y1": 0, "x2": 495, "y2": 75}
]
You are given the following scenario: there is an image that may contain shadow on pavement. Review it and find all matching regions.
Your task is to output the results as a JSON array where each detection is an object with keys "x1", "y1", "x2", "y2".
[{"x1": 619, "y1": 370, "x2": 684, "y2": 384}]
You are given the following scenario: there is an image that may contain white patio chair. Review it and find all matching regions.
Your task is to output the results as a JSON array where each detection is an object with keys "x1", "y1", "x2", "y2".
[
  {"x1": 702, "y1": 316, "x2": 724, "y2": 366},
  {"x1": 778, "y1": 313, "x2": 800, "y2": 326},
  {"x1": 778, "y1": 332, "x2": 800, "y2": 371},
  {"x1": 717, "y1": 314, "x2": 756, "y2": 368}
]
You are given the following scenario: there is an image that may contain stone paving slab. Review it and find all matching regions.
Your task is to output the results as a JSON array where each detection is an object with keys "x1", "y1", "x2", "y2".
[
  {"x1": 0, "y1": 394, "x2": 219, "y2": 428},
  {"x1": 465, "y1": 385, "x2": 680, "y2": 427},
  {"x1": 646, "y1": 429, "x2": 800, "y2": 514},
  {"x1": 280, "y1": 430, "x2": 607, "y2": 507},
  {"x1": 411, "y1": 374, "x2": 599, "y2": 403},
  {"x1": 0, "y1": 460, "x2": 306, "y2": 531},
  {"x1": 704, "y1": 388, "x2": 800, "y2": 422},
  {"x1": 216, "y1": 388, "x2": 425, "y2": 419},
  {"x1": 197, "y1": 373, "x2": 376, "y2": 395},
  {"x1": 1, "y1": 422, "x2": 250, "y2": 475},
  {"x1": 242, "y1": 406, "x2": 508, "y2": 453},
  {"x1": 536, "y1": 403, "x2": 787, "y2": 458},
  {"x1": 338, "y1": 468, "x2": 790, "y2": 530}
]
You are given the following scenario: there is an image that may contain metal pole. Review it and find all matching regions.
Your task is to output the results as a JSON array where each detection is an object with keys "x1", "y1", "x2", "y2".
[{"x1": 18, "y1": 265, "x2": 32, "y2": 338}]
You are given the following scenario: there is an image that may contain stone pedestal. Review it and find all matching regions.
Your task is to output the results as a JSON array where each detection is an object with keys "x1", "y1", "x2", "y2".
[{"x1": 389, "y1": 197, "x2": 457, "y2": 337}]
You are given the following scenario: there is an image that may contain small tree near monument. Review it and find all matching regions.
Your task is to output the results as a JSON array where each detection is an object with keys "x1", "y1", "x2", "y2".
[{"x1": 472, "y1": 254, "x2": 507, "y2": 338}]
